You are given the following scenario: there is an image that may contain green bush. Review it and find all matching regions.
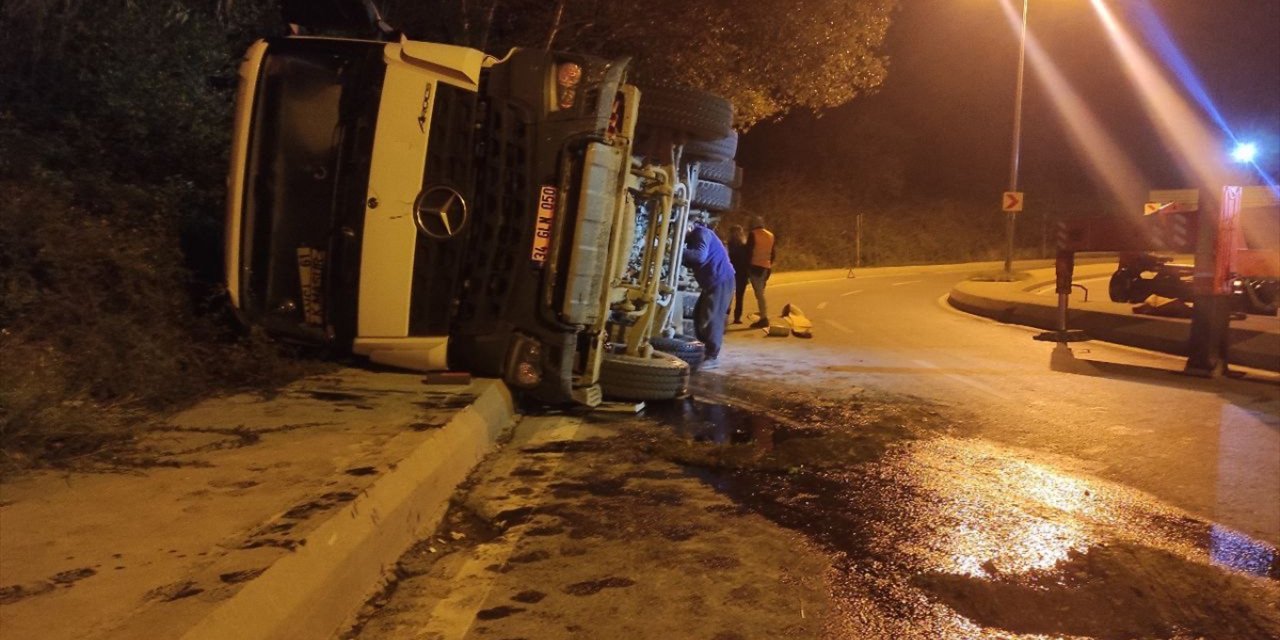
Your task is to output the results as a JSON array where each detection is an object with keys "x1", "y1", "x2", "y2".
[
  {"x1": 729, "y1": 170, "x2": 1055, "y2": 270},
  {"x1": 0, "y1": 1, "x2": 318, "y2": 469}
]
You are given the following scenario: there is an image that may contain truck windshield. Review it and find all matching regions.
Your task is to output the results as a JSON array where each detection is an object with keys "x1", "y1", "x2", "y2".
[{"x1": 240, "y1": 39, "x2": 385, "y2": 340}]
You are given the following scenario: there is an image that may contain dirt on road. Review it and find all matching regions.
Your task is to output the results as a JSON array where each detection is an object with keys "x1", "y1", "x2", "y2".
[{"x1": 351, "y1": 377, "x2": 1280, "y2": 639}]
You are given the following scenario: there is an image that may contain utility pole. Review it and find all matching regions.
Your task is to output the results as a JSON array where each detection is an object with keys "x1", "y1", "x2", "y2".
[
  {"x1": 855, "y1": 213, "x2": 863, "y2": 268},
  {"x1": 1004, "y1": 0, "x2": 1029, "y2": 275}
]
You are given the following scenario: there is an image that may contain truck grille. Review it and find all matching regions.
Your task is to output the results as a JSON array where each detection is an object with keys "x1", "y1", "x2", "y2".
[
  {"x1": 455, "y1": 89, "x2": 533, "y2": 330},
  {"x1": 408, "y1": 83, "x2": 477, "y2": 336}
]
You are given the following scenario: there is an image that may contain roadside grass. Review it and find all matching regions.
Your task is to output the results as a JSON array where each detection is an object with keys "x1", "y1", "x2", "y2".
[
  {"x1": 721, "y1": 181, "x2": 1056, "y2": 271},
  {"x1": 0, "y1": 176, "x2": 328, "y2": 473}
]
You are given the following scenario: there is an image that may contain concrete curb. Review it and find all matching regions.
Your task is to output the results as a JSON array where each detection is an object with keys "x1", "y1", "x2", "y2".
[
  {"x1": 180, "y1": 380, "x2": 517, "y2": 640},
  {"x1": 949, "y1": 277, "x2": 1280, "y2": 373}
]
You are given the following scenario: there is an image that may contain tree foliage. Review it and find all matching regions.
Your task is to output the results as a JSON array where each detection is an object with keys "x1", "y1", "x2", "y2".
[
  {"x1": 382, "y1": 0, "x2": 898, "y2": 128},
  {"x1": 0, "y1": 1, "x2": 316, "y2": 466}
]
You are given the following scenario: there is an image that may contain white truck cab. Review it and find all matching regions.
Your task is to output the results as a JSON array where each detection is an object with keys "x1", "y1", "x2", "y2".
[{"x1": 225, "y1": 34, "x2": 646, "y2": 405}]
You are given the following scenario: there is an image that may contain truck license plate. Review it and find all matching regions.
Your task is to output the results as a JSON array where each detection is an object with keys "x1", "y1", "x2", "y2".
[
  {"x1": 531, "y1": 185, "x2": 557, "y2": 265},
  {"x1": 297, "y1": 247, "x2": 326, "y2": 326}
]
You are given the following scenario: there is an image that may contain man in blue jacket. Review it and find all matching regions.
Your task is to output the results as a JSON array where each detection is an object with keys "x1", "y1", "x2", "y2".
[{"x1": 682, "y1": 223, "x2": 736, "y2": 364}]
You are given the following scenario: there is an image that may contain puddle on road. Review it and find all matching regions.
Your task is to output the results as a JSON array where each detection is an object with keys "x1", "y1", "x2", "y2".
[
  {"x1": 643, "y1": 398, "x2": 789, "y2": 447},
  {"x1": 625, "y1": 396, "x2": 1280, "y2": 638},
  {"x1": 1209, "y1": 524, "x2": 1279, "y2": 578},
  {"x1": 635, "y1": 396, "x2": 924, "y2": 474},
  {"x1": 916, "y1": 541, "x2": 1280, "y2": 640}
]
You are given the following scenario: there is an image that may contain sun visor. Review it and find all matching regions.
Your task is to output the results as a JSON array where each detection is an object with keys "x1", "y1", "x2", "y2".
[{"x1": 394, "y1": 37, "x2": 490, "y2": 88}]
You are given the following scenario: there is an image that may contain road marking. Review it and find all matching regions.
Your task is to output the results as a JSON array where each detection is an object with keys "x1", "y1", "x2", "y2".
[
  {"x1": 816, "y1": 301, "x2": 828, "y2": 310},
  {"x1": 913, "y1": 359, "x2": 1013, "y2": 400},
  {"x1": 824, "y1": 318, "x2": 855, "y2": 334},
  {"x1": 845, "y1": 271, "x2": 925, "y2": 280},
  {"x1": 840, "y1": 290, "x2": 863, "y2": 297},
  {"x1": 891, "y1": 280, "x2": 922, "y2": 287}
]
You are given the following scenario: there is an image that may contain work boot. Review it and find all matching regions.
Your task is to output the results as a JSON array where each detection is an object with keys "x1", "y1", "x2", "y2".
[{"x1": 749, "y1": 318, "x2": 769, "y2": 329}]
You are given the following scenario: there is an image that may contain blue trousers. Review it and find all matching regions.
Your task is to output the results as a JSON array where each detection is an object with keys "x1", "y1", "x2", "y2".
[
  {"x1": 748, "y1": 266, "x2": 771, "y2": 320},
  {"x1": 695, "y1": 277, "x2": 734, "y2": 358}
]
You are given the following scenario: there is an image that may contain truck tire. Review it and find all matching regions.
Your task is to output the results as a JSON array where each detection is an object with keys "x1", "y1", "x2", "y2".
[
  {"x1": 697, "y1": 160, "x2": 742, "y2": 188},
  {"x1": 681, "y1": 318, "x2": 697, "y2": 338},
  {"x1": 1243, "y1": 279, "x2": 1279, "y2": 315},
  {"x1": 637, "y1": 85, "x2": 733, "y2": 142},
  {"x1": 691, "y1": 180, "x2": 734, "y2": 212},
  {"x1": 679, "y1": 290, "x2": 700, "y2": 319},
  {"x1": 1109, "y1": 269, "x2": 1151, "y2": 303},
  {"x1": 600, "y1": 350, "x2": 689, "y2": 401},
  {"x1": 683, "y1": 130, "x2": 738, "y2": 162},
  {"x1": 649, "y1": 335, "x2": 706, "y2": 372},
  {"x1": 1109, "y1": 269, "x2": 1135, "y2": 303}
]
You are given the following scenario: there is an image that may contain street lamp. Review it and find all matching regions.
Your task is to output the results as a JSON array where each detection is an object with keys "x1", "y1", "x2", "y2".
[
  {"x1": 1230, "y1": 141, "x2": 1258, "y2": 164},
  {"x1": 1004, "y1": 0, "x2": 1029, "y2": 275}
]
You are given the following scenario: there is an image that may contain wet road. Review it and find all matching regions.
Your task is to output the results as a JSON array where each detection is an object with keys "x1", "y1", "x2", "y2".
[
  {"x1": 352, "y1": 262, "x2": 1280, "y2": 639},
  {"x1": 726, "y1": 263, "x2": 1280, "y2": 545}
]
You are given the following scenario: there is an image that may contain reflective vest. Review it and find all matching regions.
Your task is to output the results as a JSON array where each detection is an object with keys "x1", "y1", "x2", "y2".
[{"x1": 749, "y1": 228, "x2": 775, "y2": 269}]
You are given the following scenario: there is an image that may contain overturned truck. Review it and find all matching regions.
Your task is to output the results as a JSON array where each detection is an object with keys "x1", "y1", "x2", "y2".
[{"x1": 224, "y1": 27, "x2": 739, "y2": 406}]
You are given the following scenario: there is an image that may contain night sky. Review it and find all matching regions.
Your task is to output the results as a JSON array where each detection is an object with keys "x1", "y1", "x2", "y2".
[{"x1": 738, "y1": 0, "x2": 1280, "y2": 213}]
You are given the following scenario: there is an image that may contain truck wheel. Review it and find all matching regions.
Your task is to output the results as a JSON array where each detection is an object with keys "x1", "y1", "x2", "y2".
[
  {"x1": 1150, "y1": 273, "x2": 1186, "y2": 300},
  {"x1": 681, "y1": 318, "x2": 697, "y2": 338},
  {"x1": 683, "y1": 130, "x2": 738, "y2": 163},
  {"x1": 1109, "y1": 269, "x2": 1142, "y2": 303},
  {"x1": 1244, "y1": 279, "x2": 1279, "y2": 315},
  {"x1": 680, "y1": 290, "x2": 700, "y2": 319},
  {"x1": 600, "y1": 350, "x2": 689, "y2": 401},
  {"x1": 691, "y1": 180, "x2": 734, "y2": 212},
  {"x1": 649, "y1": 335, "x2": 706, "y2": 372},
  {"x1": 697, "y1": 159, "x2": 742, "y2": 187},
  {"x1": 637, "y1": 85, "x2": 733, "y2": 142}
]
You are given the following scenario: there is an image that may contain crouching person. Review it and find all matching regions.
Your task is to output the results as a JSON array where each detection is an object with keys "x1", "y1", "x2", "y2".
[{"x1": 682, "y1": 223, "x2": 736, "y2": 364}]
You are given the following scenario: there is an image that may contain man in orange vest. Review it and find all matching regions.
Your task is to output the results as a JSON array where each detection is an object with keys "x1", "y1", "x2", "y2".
[{"x1": 745, "y1": 215, "x2": 776, "y2": 329}]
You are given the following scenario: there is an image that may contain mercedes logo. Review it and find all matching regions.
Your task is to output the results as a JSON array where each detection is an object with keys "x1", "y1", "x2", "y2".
[{"x1": 413, "y1": 186, "x2": 468, "y2": 240}]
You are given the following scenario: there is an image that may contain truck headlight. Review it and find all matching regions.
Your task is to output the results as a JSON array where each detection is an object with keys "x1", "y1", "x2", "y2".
[
  {"x1": 515, "y1": 361, "x2": 542, "y2": 387},
  {"x1": 508, "y1": 335, "x2": 544, "y2": 388},
  {"x1": 556, "y1": 62, "x2": 582, "y2": 110}
]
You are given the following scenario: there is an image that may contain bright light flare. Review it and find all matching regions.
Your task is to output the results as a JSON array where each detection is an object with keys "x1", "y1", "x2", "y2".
[
  {"x1": 998, "y1": 0, "x2": 1146, "y2": 209},
  {"x1": 1088, "y1": 0, "x2": 1234, "y2": 191},
  {"x1": 1231, "y1": 142, "x2": 1259, "y2": 164},
  {"x1": 1130, "y1": 1, "x2": 1235, "y2": 144}
]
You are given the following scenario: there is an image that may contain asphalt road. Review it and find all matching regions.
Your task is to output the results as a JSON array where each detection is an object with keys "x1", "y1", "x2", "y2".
[
  {"x1": 351, "y1": 262, "x2": 1280, "y2": 639},
  {"x1": 736, "y1": 263, "x2": 1280, "y2": 545}
]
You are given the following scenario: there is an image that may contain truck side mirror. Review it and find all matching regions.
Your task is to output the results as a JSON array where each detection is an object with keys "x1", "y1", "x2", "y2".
[{"x1": 280, "y1": 0, "x2": 393, "y2": 36}]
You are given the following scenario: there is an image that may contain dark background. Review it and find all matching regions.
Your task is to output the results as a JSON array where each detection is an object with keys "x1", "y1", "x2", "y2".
[{"x1": 739, "y1": 0, "x2": 1280, "y2": 214}]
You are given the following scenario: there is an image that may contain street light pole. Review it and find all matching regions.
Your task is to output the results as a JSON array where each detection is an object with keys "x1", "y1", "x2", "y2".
[{"x1": 1005, "y1": 0, "x2": 1029, "y2": 275}]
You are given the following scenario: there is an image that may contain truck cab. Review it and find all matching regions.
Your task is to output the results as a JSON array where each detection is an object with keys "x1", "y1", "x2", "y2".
[{"x1": 225, "y1": 34, "x2": 641, "y2": 405}]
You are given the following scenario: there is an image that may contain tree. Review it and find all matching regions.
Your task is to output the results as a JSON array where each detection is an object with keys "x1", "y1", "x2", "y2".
[{"x1": 382, "y1": 0, "x2": 899, "y2": 128}]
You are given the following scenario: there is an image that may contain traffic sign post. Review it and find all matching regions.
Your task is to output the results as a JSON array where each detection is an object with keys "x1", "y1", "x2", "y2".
[
  {"x1": 1002, "y1": 191, "x2": 1024, "y2": 212},
  {"x1": 1002, "y1": 191, "x2": 1024, "y2": 277}
]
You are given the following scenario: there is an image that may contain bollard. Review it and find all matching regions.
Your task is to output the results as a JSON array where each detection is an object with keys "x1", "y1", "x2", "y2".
[{"x1": 1034, "y1": 249, "x2": 1089, "y2": 342}]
